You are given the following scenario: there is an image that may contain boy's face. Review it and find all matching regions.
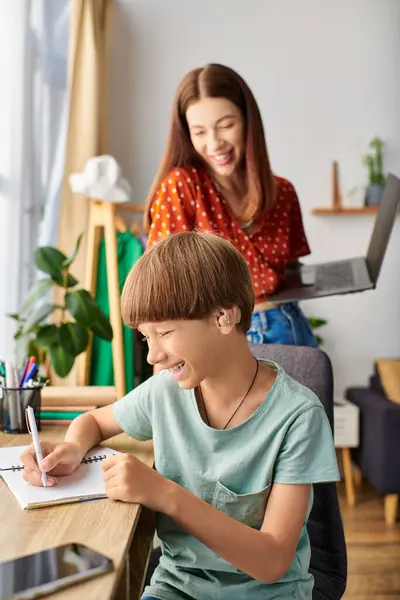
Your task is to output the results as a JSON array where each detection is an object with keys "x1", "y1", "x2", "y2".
[{"x1": 138, "y1": 316, "x2": 229, "y2": 389}]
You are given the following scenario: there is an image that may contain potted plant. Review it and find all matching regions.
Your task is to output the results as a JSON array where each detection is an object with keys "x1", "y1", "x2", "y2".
[
  {"x1": 9, "y1": 235, "x2": 113, "y2": 378},
  {"x1": 362, "y1": 137, "x2": 386, "y2": 206}
]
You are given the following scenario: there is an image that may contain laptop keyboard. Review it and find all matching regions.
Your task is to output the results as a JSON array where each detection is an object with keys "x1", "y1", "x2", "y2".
[{"x1": 315, "y1": 262, "x2": 355, "y2": 291}]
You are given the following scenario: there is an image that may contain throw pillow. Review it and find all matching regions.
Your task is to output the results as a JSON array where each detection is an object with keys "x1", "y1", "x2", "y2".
[{"x1": 376, "y1": 358, "x2": 400, "y2": 405}]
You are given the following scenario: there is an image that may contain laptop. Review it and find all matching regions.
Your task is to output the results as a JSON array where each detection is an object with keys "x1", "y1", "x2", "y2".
[{"x1": 269, "y1": 172, "x2": 400, "y2": 303}]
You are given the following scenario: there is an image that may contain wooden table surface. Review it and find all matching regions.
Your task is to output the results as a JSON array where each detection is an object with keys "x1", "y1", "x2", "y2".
[{"x1": 0, "y1": 427, "x2": 155, "y2": 600}]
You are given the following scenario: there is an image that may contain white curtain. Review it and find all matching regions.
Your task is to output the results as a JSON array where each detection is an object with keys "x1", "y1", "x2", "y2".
[{"x1": 0, "y1": 0, "x2": 69, "y2": 361}]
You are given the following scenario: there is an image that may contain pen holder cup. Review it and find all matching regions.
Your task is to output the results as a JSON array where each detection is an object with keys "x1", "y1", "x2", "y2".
[{"x1": 0, "y1": 387, "x2": 41, "y2": 433}]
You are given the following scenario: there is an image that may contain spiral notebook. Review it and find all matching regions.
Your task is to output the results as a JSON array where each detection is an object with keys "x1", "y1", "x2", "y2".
[{"x1": 0, "y1": 445, "x2": 120, "y2": 510}]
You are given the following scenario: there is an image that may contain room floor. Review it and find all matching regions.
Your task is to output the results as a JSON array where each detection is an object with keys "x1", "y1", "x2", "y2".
[{"x1": 338, "y1": 482, "x2": 400, "y2": 598}]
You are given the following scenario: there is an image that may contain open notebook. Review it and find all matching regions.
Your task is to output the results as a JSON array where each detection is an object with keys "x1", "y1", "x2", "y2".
[{"x1": 0, "y1": 445, "x2": 120, "y2": 510}]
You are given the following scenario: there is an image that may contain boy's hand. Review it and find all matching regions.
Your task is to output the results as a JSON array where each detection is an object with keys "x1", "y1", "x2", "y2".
[
  {"x1": 20, "y1": 441, "x2": 84, "y2": 487},
  {"x1": 102, "y1": 454, "x2": 166, "y2": 511}
]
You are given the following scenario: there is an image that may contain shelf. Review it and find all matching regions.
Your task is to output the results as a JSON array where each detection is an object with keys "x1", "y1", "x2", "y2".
[{"x1": 311, "y1": 206, "x2": 379, "y2": 215}]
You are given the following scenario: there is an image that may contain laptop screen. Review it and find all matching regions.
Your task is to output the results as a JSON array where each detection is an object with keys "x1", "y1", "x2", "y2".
[{"x1": 366, "y1": 173, "x2": 400, "y2": 284}]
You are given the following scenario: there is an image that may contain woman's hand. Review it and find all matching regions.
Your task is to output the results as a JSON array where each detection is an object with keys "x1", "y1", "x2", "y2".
[
  {"x1": 102, "y1": 453, "x2": 167, "y2": 511},
  {"x1": 20, "y1": 441, "x2": 84, "y2": 487}
]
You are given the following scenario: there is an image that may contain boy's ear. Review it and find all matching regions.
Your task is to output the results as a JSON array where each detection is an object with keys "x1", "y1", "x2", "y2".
[{"x1": 216, "y1": 307, "x2": 241, "y2": 331}]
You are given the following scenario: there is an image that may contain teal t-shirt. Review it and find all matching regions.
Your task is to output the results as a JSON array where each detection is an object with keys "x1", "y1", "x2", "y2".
[{"x1": 113, "y1": 361, "x2": 339, "y2": 600}]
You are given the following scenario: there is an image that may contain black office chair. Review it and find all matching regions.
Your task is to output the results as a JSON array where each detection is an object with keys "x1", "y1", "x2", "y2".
[{"x1": 145, "y1": 345, "x2": 347, "y2": 599}]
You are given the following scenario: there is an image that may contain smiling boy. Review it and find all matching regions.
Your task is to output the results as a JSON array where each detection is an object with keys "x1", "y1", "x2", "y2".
[{"x1": 21, "y1": 231, "x2": 339, "y2": 600}]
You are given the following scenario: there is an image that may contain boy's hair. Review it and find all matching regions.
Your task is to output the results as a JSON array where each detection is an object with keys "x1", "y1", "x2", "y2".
[{"x1": 121, "y1": 231, "x2": 255, "y2": 333}]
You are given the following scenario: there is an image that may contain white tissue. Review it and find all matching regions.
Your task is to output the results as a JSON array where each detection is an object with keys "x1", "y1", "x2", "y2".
[{"x1": 69, "y1": 155, "x2": 132, "y2": 203}]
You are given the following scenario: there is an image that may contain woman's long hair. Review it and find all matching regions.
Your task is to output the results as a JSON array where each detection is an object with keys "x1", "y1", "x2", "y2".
[{"x1": 144, "y1": 63, "x2": 275, "y2": 231}]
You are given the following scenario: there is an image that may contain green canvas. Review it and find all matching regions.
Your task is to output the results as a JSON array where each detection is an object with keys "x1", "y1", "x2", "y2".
[{"x1": 90, "y1": 231, "x2": 143, "y2": 392}]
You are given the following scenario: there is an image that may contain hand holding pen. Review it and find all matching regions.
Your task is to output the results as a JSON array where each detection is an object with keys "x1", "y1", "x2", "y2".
[
  {"x1": 20, "y1": 439, "x2": 84, "y2": 487},
  {"x1": 25, "y1": 406, "x2": 47, "y2": 488}
]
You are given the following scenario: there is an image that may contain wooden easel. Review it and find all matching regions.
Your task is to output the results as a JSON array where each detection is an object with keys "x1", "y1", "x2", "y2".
[{"x1": 78, "y1": 199, "x2": 144, "y2": 399}]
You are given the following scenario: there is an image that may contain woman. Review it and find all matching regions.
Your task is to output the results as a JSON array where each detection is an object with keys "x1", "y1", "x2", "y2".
[{"x1": 144, "y1": 63, "x2": 317, "y2": 347}]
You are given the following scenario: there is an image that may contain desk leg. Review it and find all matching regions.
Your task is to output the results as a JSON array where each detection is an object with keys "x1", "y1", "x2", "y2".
[
  {"x1": 114, "y1": 507, "x2": 155, "y2": 600},
  {"x1": 115, "y1": 555, "x2": 129, "y2": 600},
  {"x1": 342, "y1": 447, "x2": 355, "y2": 507}
]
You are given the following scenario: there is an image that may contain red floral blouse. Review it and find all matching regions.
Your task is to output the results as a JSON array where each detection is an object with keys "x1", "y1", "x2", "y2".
[{"x1": 148, "y1": 164, "x2": 310, "y2": 301}]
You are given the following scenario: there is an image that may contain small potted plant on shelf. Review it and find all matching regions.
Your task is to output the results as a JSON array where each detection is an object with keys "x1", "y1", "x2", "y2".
[
  {"x1": 362, "y1": 137, "x2": 386, "y2": 206},
  {"x1": 8, "y1": 235, "x2": 113, "y2": 379}
]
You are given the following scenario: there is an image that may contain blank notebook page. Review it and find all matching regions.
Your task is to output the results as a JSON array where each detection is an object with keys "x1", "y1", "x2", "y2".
[{"x1": 0, "y1": 445, "x2": 119, "y2": 510}]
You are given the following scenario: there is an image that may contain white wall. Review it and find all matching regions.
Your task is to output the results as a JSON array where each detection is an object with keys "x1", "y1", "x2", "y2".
[{"x1": 109, "y1": 0, "x2": 400, "y2": 397}]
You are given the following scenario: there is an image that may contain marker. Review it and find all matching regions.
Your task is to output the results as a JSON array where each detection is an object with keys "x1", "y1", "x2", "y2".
[
  {"x1": 19, "y1": 358, "x2": 32, "y2": 388},
  {"x1": 23, "y1": 363, "x2": 38, "y2": 386},
  {"x1": 25, "y1": 406, "x2": 47, "y2": 488}
]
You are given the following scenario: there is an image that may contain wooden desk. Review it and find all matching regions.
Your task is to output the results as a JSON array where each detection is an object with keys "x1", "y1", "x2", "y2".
[{"x1": 0, "y1": 427, "x2": 155, "y2": 600}]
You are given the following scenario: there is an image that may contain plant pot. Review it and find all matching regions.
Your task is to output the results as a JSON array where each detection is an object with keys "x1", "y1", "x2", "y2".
[{"x1": 365, "y1": 183, "x2": 384, "y2": 206}]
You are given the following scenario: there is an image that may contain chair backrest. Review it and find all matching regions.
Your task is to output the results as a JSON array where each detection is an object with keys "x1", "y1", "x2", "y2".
[{"x1": 250, "y1": 344, "x2": 347, "y2": 600}]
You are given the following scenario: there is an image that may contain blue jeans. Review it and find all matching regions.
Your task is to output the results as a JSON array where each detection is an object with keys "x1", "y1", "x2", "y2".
[{"x1": 247, "y1": 302, "x2": 318, "y2": 347}]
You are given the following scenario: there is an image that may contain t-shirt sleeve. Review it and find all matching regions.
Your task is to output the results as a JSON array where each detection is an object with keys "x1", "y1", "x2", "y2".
[
  {"x1": 273, "y1": 405, "x2": 340, "y2": 484},
  {"x1": 147, "y1": 169, "x2": 197, "y2": 247},
  {"x1": 287, "y1": 183, "x2": 311, "y2": 260},
  {"x1": 112, "y1": 384, "x2": 153, "y2": 441}
]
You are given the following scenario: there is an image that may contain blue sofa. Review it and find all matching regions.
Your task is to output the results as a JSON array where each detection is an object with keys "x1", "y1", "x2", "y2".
[{"x1": 345, "y1": 369, "x2": 400, "y2": 524}]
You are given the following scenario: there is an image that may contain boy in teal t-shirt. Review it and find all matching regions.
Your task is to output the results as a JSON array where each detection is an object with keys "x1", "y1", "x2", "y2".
[{"x1": 21, "y1": 231, "x2": 339, "y2": 600}]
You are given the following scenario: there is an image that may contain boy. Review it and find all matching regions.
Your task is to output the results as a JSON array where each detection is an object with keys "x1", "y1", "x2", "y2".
[{"x1": 22, "y1": 231, "x2": 339, "y2": 600}]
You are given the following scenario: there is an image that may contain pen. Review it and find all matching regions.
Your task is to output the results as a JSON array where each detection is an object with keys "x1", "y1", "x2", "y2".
[
  {"x1": 23, "y1": 362, "x2": 38, "y2": 386},
  {"x1": 25, "y1": 406, "x2": 47, "y2": 487},
  {"x1": 19, "y1": 357, "x2": 33, "y2": 388}
]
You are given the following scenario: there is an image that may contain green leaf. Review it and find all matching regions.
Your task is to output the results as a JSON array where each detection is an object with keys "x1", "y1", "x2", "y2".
[
  {"x1": 8, "y1": 313, "x2": 22, "y2": 322},
  {"x1": 59, "y1": 322, "x2": 89, "y2": 356},
  {"x1": 51, "y1": 271, "x2": 79, "y2": 288},
  {"x1": 90, "y1": 307, "x2": 113, "y2": 341},
  {"x1": 36, "y1": 324, "x2": 60, "y2": 349},
  {"x1": 27, "y1": 339, "x2": 42, "y2": 364},
  {"x1": 308, "y1": 317, "x2": 328, "y2": 329},
  {"x1": 65, "y1": 289, "x2": 98, "y2": 327},
  {"x1": 14, "y1": 325, "x2": 26, "y2": 340},
  {"x1": 315, "y1": 335, "x2": 324, "y2": 346},
  {"x1": 65, "y1": 289, "x2": 113, "y2": 341},
  {"x1": 49, "y1": 345, "x2": 75, "y2": 378},
  {"x1": 370, "y1": 137, "x2": 383, "y2": 151},
  {"x1": 19, "y1": 278, "x2": 53, "y2": 317},
  {"x1": 34, "y1": 246, "x2": 67, "y2": 280},
  {"x1": 22, "y1": 303, "x2": 56, "y2": 334},
  {"x1": 63, "y1": 234, "x2": 84, "y2": 268}
]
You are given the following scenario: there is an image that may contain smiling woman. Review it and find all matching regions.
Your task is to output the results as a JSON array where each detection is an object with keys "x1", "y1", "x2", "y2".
[{"x1": 143, "y1": 63, "x2": 317, "y2": 348}]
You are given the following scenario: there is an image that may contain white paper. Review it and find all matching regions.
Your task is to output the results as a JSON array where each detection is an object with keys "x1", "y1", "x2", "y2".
[{"x1": 0, "y1": 445, "x2": 119, "y2": 510}]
